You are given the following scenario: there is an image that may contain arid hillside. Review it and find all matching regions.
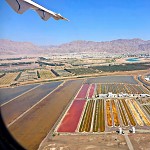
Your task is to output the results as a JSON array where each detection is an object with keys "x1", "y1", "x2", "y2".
[{"x1": 0, "y1": 38, "x2": 150, "y2": 55}]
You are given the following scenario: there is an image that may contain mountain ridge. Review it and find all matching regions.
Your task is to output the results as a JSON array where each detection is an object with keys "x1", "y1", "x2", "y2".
[{"x1": 0, "y1": 38, "x2": 150, "y2": 55}]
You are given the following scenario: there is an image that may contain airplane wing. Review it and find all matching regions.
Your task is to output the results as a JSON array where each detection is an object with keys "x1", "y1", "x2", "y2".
[{"x1": 5, "y1": 0, "x2": 69, "y2": 21}]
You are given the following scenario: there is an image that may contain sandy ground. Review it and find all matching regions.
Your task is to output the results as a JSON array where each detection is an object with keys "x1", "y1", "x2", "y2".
[
  {"x1": 128, "y1": 133, "x2": 150, "y2": 150},
  {"x1": 39, "y1": 133, "x2": 128, "y2": 150}
]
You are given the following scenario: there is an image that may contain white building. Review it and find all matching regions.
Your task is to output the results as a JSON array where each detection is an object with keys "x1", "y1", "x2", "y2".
[{"x1": 145, "y1": 76, "x2": 150, "y2": 81}]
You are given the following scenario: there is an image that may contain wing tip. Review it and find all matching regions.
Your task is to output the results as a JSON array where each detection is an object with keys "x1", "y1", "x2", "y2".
[
  {"x1": 63, "y1": 18, "x2": 70, "y2": 21},
  {"x1": 55, "y1": 13, "x2": 69, "y2": 21}
]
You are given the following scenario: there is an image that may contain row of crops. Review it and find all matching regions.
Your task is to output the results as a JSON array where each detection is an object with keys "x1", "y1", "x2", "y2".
[
  {"x1": 78, "y1": 99, "x2": 150, "y2": 133},
  {"x1": 91, "y1": 62, "x2": 150, "y2": 72},
  {"x1": 66, "y1": 68, "x2": 98, "y2": 75},
  {"x1": 0, "y1": 69, "x2": 58, "y2": 85},
  {"x1": 138, "y1": 98, "x2": 150, "y2": 104},
  {"x1": 111, "y1": 100, "x2": 120, "y2": 126},
  {"x1": 79, "y1": 100, "x2": 94, "y2": 132},
  {"x1": 96, "y1": 83, "x2": 148, "y2": 94},
  {"x1": 79, "y1": 99, "x2": 105, "y2": 132},
  {"x1": 93, "y1": 99, "x2": 105, "y2": 132},
  {"x1": 127, "y1": 100, "x2": 144, "y2": 126},
  {"x1": 54, "y1": 69, "x2": 72, "y2": 77},
  {"x1": 38, "y1": 69, "x2": 55, "y2": 79},
  {"x1": 18, "y1": 70, "x2": 38, "y2": 82},
  {"x1": 136, "y1": 98, "x2": 150, "y2": 120},
  {"x1": 0, "y1": 72, "x2": 19, "y2": 85},
  {"x1": 131, "y1": 99, "x2": 150, "y2": 126},
  {"x1": 106, "y1": 101, "x2": 112, "y2": 126},
  {"x1": 143, "y1": 105, "x2": 150, "y2": 116},
  {"x1": 65, "y1": 63, "x2": 149, "y2": 75}
]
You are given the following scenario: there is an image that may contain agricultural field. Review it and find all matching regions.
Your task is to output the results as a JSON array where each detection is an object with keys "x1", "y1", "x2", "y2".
[
  {"x1": 57, "y1": 100, "x2": 86, "y2": 132},
  {"x1": 136, "y1": 98, "x2": 150, "y2": 117},
  {"x1": 18, "y1": 70, "x2": 38, "y2": 82},
  {"x1": 131, "y1": 99, "x2": 150, "y2": 126},
  {"x1": 1, "y1": 82, "x2": 62, "y2": 125},
  {"x1": 86, "y1": 75, "x2": 138, "y2": 84},
  {"x1": 127, "y1": 99, "x2": 144, "y2": 126},
  {"x1": 54, "y1": 69, "x2": 72, "y2": 77},
  {"x1": 0, "y1": 63, "x2": 39, "y2": 72},
  {"x1": 56, "y1": 79, "x2": 150, "y2": 134},
  {"x1": 38, "y1": 69, "x2": 55, "y2": 79},
  {"x1": 0, "y1": 84, "x2": 39, "y2": 105},
  {"x1": 143, "y1": 105, "x2": 150, "y2": 116},
  {"x1": 57, "y1": 98, "x2": 150, "y2": 134},
  {"x1": 137, "y1": 98, "x2": 150, "y2": 104},
  {"x1": 66, "y1": 67, "x2": 98, "y2": 75},
  {"x1": 111, "y1": 100, "x2": 120, "y2": 126},
  {"x1": 1, "y1": 75, "x2": 150, "y2": 150},
  {"x1": 96, "y1": 83, "x2": 149, "y2": 94},
  {"x1": 88, "y1": 84, "x2": 95, "y2": 98},
  {"x1": 75, "y1": 84, "x2": 90, "y2": 99},
  {"x1": 120, "y1": 99, "x2": 136, "y2": 126},
  {"x1": 91, "y1": 62, "x2": 150, "y2": 72},
  {"x1": 79, "y1": 100, "x2": 95, "y2": 132},
  {"x1": 93, "y1": 99, "x2": 105, "y2": 132},
  {"x1": 106, "y1": 100, "x2": 113, "y2": 126},
  {"x1": 0, "y1": 72, "x2": 19, "y2": 85},
  {"x1": 118, "y1": 99, "x2": 129, "y2": 126},
  {"x1": 3, "y1": 79, "x2": 83, "y2": 150}
]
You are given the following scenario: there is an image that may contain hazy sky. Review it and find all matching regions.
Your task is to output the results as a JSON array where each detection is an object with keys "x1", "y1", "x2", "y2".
[{"x1": 1, "y1": 0, "x2": 150, "y2": 45}]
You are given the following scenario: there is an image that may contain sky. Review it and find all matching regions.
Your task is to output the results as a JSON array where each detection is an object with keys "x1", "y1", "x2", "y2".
[{"x1": 0, "y1": 0, "x2": 150, "y2": 45}]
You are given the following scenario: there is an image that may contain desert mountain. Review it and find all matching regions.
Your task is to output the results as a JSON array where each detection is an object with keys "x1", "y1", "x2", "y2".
[
  {"x1": 0, "y1": 39, "x2": 45, "y2": 55},
  {"x1": 0, "y1": 38, "x2": 149, "y2": 55}
]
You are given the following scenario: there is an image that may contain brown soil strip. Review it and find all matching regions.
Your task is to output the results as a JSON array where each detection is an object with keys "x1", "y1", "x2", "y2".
[{"x1": 1, "y1": 82, "x2": 62, "y2": 125}]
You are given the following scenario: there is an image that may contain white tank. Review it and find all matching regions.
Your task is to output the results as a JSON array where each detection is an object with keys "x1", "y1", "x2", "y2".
[
  {"x1": 119, "y1": 127, "x2": 122, "y2": 134},
  {"x1": 132, "y1": 127, "x2": 135, "y2": 133}
]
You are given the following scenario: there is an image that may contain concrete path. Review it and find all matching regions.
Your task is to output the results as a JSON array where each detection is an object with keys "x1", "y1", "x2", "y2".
[{"x1": 124, "y1": 134, "x2": 134, "y2": 150}]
